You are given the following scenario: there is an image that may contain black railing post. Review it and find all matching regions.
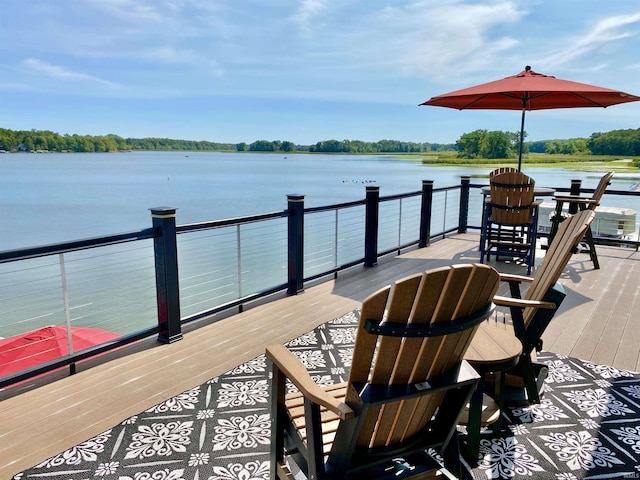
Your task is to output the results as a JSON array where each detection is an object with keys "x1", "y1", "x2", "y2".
[
  {"x1": 151, "y1": 207, "x2": 183, "y2": 344},
  {"x1": 364, "y1": 186, "x2": 380, "y2": 267},
  {"x1": 458, "y1": 176, "x2": 471, "y2": 233},
  {"x1": 419, "y1": 180, "x2": 434, "y2": 248},
  {"x1": 569, "y1": 179, "x2": 582, "y2": 214},
  {"x1": 287, "y1": 194, "x2": 305, "y2": 295}
]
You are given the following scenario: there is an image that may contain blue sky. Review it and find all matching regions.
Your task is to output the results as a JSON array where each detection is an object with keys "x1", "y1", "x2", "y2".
[{"x1": 1, "y1": 0, "x2": 639, "y2": 145}]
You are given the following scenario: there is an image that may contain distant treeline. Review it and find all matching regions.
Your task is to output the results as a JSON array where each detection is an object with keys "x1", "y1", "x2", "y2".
[
  {"x1": 238, "y1": 139, "x2": 453, "y2": 153},
  {"x1": 1, "y1": 127, "x2": 638, "y2": 156},
  {"x1": 537, "y1": 128, "x2": 640, "y2": 156},
  {"x1": 456, "y1": 128, "x2": 640, "y2": 159},
  {"x1": 0, "y1": 129, "x2": 238, "y2": 153},
  {"x1": 0, "y1": 129, "x2": 453, "y2": 154}
]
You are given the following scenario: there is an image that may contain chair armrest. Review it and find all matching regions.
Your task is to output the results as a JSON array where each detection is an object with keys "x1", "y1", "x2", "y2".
[
  {"x1": 498, "y1": 273, "x2": 533, "y2": 300},
  {"x1": 499, "y1": 273, "x2": 533, "y2": 284},
  {"x1": 552, "y1": 195, "x2": 597, "y2": 205},
  {"x1": 493, "y1": 295, "x2": 557, "y2": 310},
  {"x1": 266, "y1": 344, "x2": 354, "y2": 420}
]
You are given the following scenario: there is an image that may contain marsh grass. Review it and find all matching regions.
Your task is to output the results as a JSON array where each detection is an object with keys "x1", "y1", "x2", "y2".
[{"x1": 396, "y1": 151, "x2": 640, "y2": 172}]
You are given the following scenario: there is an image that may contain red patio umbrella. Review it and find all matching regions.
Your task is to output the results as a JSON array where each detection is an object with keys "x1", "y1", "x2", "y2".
[
  {"x1": 420, "y1": 66, "x2": 640, "y2": 170},
  {"x1": 0, "y1": 325, "x2": 120, "y2": 378}
]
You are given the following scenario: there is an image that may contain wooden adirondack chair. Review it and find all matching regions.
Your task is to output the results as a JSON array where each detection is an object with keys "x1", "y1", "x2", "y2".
[
  {"x1": 267, "y1": 264, "x2": 501, "y2": 480},
  {"x1": 548, "y1": 172, "x2": 614, "y2": 269},
  {"x1": 480, "y1": 171, "x2": 541, "y2": 274},
  {"x1": 492, "y1": 210, "x2": 596, "y2": 404}
]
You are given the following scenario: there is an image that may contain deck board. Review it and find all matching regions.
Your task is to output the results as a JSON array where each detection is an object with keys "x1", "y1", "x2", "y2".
[{"x1": 1, "y1": 233, "x2": 638, "y2": 478}]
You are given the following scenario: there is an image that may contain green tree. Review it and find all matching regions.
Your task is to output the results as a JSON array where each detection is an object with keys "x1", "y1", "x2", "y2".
[
  {"x1": 588, "y1": 129, "x2": 640, "y2": 155},
  {"x1": 23, "y1": 138, "x2": 35, "y2": 151},
  {"x1": 280, "y1": 141, "x2": 296, "y2": 152},
  {"x1": 456, "y1": 130, "x2": 519, "y2": 158},
  {"x1": 249, "y1": 140, "x2": 275, "y2": 151},
  {"x1": 482, "y1": 131, "x2": 513, "y2": 158},
  {"x1": 456, "y1": 130, "x2": 487, "y2": 158}
]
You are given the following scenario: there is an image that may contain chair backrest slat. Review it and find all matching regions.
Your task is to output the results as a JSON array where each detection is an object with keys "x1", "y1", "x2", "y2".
[
  {"x1": 489, "y1": 167, "x2": 518, "y2": 178},
  {"x1": 345, "y1": 264, "x2": 500, "y2": 449},
  {"x1": 523, "y1": 210, "x2": 595, "y2": 325}
]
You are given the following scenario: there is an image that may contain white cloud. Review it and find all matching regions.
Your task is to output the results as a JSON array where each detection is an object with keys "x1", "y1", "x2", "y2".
[
  {"x1": 291, "y1": 0, "x2": 331, "y2": 36},
  {"x1": 318, "y1": 1, "x2": 526, "y2": 82},
  {"x1": 543, "y1": 13, "x2": 640, "y2": 69},
  {"x1": 86, "y1": 0, "x2": 165, "y2": 23},
  {"x1": 3, "y1": 1, "x2": 639, "y2": 103},
  {"x1": 20, "y1": 58, "x2": 122, "y2": 89}
]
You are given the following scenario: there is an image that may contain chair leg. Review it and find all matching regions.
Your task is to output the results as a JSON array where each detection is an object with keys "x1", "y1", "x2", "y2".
[
  {"x1": 583, "y1": 226, "x2": 600, "y2": 269},
  {"x1": 270, "y1": 367, "x2": 288, "y2": 480},
  {"x1": 464, "y1": 379, "x2": 485, "y2": 461},
  {"x1": 518, "y1": 353, "x2": 541, "y2": 404},
  {"x1": 480, "y1": 210, "x2": 490, "y2": 264},
  {"x1": 304, "y1": 400, "x2": 327, "y2": 480}
]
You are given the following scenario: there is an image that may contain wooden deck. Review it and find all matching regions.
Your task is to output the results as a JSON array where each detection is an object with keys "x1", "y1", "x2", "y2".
[{"x1": 1, "y1": 232, "x2": 639, "y2": 478}]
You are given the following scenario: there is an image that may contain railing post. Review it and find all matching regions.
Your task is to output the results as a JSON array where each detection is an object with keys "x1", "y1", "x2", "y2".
[
  {"x1": 287, "y1": 194, "x2": 305, "y2": 295},
  {"x1": 364, "y1": 186, "x2": 380, "y2": 267},
  {"x1": 569, "y1": 179, "x2": 582, "y2": 214},
  {"x1": 458, "y1": 176, "x2": 471, "y2": 233},
  {"x1": 150, "y1": 207, "x2": 183, "y2": 344},
  {"x1": 419, "y1": 180, "x2": 434, "y2": 248}
]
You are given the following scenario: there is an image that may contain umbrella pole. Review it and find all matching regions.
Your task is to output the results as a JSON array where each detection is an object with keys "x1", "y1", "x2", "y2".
[{"x1": 518, "y1": 108, "x2": 526, "y2": 171}]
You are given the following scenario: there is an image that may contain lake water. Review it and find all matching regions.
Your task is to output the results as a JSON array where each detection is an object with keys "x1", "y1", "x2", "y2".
[
  {"x1": 2, "y1": 151, "x2": 638, "y2": 251},
  {"x1": 1, "y1": 151, "x2": 639, "y2": 341}
]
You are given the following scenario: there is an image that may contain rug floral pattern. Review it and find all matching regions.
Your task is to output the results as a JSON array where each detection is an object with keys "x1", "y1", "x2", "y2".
[{"x1": 13, "y1": 310, "x2": 640, "y2": 480}]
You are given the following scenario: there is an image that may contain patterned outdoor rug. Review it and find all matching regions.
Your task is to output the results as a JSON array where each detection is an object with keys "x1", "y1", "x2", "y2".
[{"x1": 14, "y1": 310, "x2": 640, "y2": 480}]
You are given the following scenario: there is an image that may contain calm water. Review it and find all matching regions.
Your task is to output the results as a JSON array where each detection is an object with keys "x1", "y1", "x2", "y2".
[
  {"x1": 1, "y1": 151, "x2": 639, "y2": 339},
  {"x1": 1, "y1": 151, "x2": 639, "y2": 251}
]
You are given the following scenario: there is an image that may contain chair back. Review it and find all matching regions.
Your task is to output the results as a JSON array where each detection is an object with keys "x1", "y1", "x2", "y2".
[
  {"x1": 488, "y1": 171, "x2": 536, "y2": 226},
  {"x1": 341, "y1": 264, "x2": 500, "y2": 450},
  {"x1": 589, "y1": 172, "x2": 614, "y2": 209},
  {"x1": 522, "y1": 210, "x2": 595, "y2": 326}
]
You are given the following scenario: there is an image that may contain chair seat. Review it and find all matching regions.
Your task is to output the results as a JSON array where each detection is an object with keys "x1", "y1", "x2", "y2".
[
  {"x1": 285, "y1": 383, "x2": 348, "y2": 455},
  {"x1": 287, "y1": 384, "x2": 503, "y2": 452}
]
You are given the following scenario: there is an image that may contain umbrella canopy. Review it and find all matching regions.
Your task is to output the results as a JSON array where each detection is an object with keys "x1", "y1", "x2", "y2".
[
  {"x1": 421, "y1": 66, "x2": 640, "y2": 169},
  {"x1": 0, "y1": 325, "x2": 120, "y2": 377}
]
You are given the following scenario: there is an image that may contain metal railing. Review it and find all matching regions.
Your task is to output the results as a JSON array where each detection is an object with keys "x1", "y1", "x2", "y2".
[{"x1": 1, "y1": 176, "x2": 638, "y2": 387}]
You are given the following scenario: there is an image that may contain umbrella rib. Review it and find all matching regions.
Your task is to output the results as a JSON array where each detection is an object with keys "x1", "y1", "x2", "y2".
[
  {"x1": 566, "y1": 92, "x2": 610, "y2": 107},
  {"x1": 457, "y1": 92, "x2": 522, "y2": 109},
  {"x1": 527, "y1": 91, "x2": 609, "y2": 108}
]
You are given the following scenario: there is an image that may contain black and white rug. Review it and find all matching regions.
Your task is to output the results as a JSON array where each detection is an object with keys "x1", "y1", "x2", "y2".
[{"x1": 14, "y1": 310, "x2": 640, "y2": 480}]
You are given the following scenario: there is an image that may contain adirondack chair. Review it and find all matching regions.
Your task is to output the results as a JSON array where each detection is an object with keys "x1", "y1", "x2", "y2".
[
  {"x1": 477, "y1": 167, "x2": 521, "y2": 252},
  {"x1": 492, "y1": 209, "x2": 596, "y2": 404},
  {"x1": 267, "y1": 264, "x2": 500, "y2": 480},
  {"x1": 480, "y1": 171, "x2": 542, "y2": 274},
  {"x1": 548, "y1": 172, "x2": 614, "y2": 269}
]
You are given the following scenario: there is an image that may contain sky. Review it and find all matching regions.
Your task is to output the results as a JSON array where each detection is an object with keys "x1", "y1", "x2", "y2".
[{"x1": 1, "y1": 0, "x2": 639, "y2": 146}]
